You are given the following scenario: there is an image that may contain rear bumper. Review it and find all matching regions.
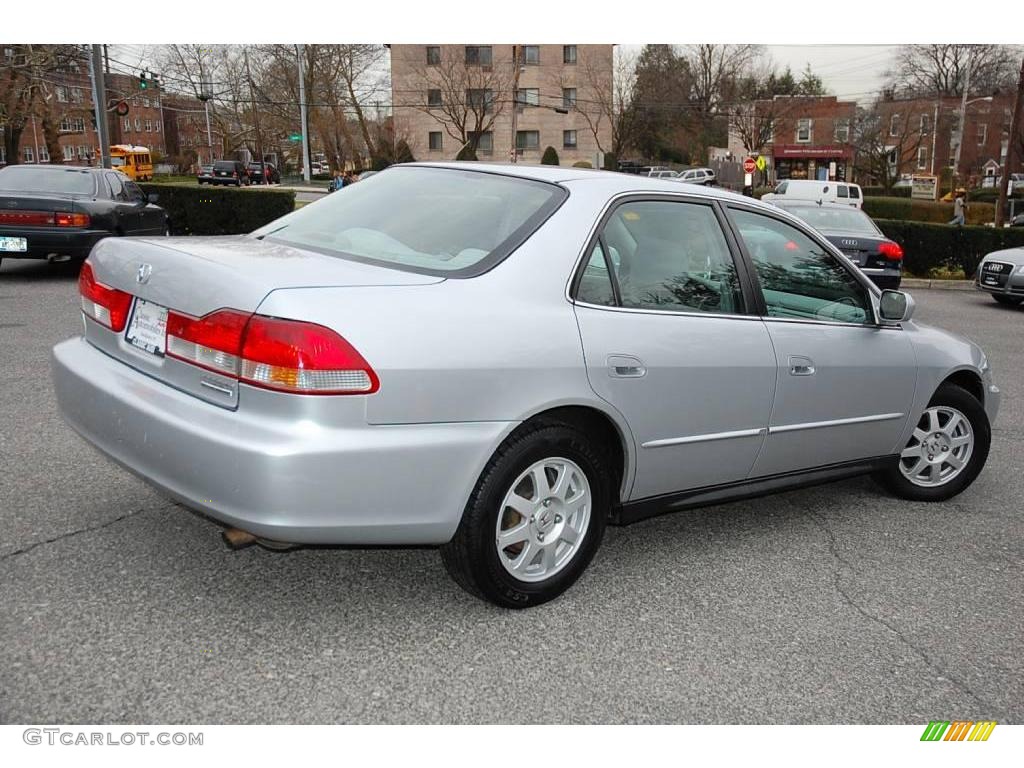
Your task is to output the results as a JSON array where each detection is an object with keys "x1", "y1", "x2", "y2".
[
  {"x1": 0, "y1": 227, "x2": 109, "y2": 259},
  {"x1": 860, "y1": 266, "x2": 902, "y2": 287},
  {"x1": 52, "y1": 337, "x2": 514, "y2": 545}
]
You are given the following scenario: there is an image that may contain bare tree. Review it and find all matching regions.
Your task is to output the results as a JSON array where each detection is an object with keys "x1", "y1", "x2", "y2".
[
  {"x1": 852, "y1": 105, "x2": 924, "y2": 191},
  {"x1": 886, "y1": 44, "x2": 1020, "y2": 98},
  {"x1": 682, "y1": 44, "x2": 762, "y2": 161},
  {"x1": 395, "y1": 46, "x2": 513, "y2": 155}
]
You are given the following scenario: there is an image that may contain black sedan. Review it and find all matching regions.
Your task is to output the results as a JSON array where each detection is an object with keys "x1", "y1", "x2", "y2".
[
  {"x1": 0, "y1": 165, "x2": 168, "y2": 269},
  {"x1": 766, "y1": 200, "x2": 903, "y2": 289}
]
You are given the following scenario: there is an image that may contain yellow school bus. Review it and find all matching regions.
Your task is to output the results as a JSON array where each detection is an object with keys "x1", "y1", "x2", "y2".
[{"x1": 109, "y1": 145, "x2": 153, "y2": 181}]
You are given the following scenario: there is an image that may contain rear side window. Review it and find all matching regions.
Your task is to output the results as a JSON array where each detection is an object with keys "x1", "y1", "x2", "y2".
[
  {"x1": 849, "y1": 186, "x2": 861, "y2": 199},
  {"x1": 0, "y1": 166, "x2": 96, "y2": 195},
  {"x1": 576, "y1": 200, "x2": 743, "y2": 315},
  {"x1": 254, "y1": 167, "x2": 566, "y2": 277},
  {"x1": 577, "y1": 242, "x2": 617, "y2": 306},
  {"x1": 836, "y1": 185, "x2": 849, "y2": 198}
]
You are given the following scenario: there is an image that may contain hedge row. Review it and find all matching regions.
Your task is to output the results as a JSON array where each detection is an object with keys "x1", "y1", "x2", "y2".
[
  {"x1": 863, "y1": 196, "x2": 994, "y2": 226},
  {"x1": 875, "y1": 218, "x2": 1024, "y2": 278},
  {"x1": 140, "y1": 183, "x2": 295, "y2": 236},
  {"x1": 862, "y1": 186, "x2": 912, "y2": 198}
]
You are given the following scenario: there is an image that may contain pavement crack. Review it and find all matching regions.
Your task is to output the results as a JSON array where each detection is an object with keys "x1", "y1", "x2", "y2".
[
  {"x1": 807, "y1": 508, "x2": 992, "y2": 712},
  {"x1": 0, "y1": 508, "x2": 145, "y2": 561}
]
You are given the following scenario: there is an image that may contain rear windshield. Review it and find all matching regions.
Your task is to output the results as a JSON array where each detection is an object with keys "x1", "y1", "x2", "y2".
[
  {"x1": 0, "y1": 166, "x2": 96, "y2": 195},
  {"x1": 214, "y1": 161, "x2": 237, "y2": 170},
  {"x1": 780, "y1": 205, "x2": 881, "y2": 235},
  {"x1": 253, "y1": 166, "x2": 567, "y2": 277}
]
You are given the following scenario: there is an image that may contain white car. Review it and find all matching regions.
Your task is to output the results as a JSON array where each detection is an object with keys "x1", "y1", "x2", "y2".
[{"x1": 676, "y1": 167, "x2": 716, "y2": 186}]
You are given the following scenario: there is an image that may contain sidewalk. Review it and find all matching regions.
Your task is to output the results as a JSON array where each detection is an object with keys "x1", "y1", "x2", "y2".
[{"x1": 900, "y1": 278, "x2": 976, "y2": 291}]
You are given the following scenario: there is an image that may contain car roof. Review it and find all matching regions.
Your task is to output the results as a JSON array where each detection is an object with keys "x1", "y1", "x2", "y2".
[{"x1": 2, "y1": 164, "x2": 105, "y2": 174}]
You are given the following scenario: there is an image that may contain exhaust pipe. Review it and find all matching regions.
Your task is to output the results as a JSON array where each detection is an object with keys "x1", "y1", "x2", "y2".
[
  {"x1": 222, "y1": 527, "x2": 299, "y2": 552},
  {"x1": 47, "y1": 253, "x2": 72, "y2": 263}
]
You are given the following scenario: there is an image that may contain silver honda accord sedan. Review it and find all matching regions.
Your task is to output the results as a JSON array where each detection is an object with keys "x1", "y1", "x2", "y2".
[{"x1": 52, "y1": 163, "x2": 1000, "y2": 608}]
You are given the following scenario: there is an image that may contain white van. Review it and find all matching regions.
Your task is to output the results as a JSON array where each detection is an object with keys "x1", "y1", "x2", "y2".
[{"x1": 761, "y1": 179, "x2": 863, "y2": 209}]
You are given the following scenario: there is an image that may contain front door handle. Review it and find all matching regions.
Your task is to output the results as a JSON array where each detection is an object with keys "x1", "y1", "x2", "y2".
[
  {"x1": 607, "y1": 354, "x2": 646, "y2": 378},
  {"x1": 788, "y1": 355, "x2": 815, "y2": 376}
]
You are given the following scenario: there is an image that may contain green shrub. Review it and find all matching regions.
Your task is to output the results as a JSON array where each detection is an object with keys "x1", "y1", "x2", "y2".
[
  {"x1": 139, "y1": 183, "x2": 295, "y2": 236},
  {"x1": 311, "y1": 172, "x2": 333, "y2": 181},
  {"x1": 967, "y1": 187, "x2": 1024, "y2": 203},
  {"x1": 572, "y1": 160, "x2": 592, "y2": 168},
  {"x1": 863, "y1": 196, "x2": 994, "y2": 225},
  {"x1": 875, "y1": 218, "x2": 1024, "y2": 278},
  {"x1": 752, "y1": 186, "x2": 774, "y2": 200},
  {"x1": 541, "y1": 146, "x2": 560, "y2": 165},
  {"x1": 861, "y1": 186, "x2": 912, "y2": 198}
]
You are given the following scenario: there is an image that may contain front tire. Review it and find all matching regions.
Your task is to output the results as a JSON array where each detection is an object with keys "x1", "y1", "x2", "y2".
[
  {"x1": 992, "y1": 294, "x2": 1022, "y2": 306},
  {"x1": 873, "y1": 383, "x2": 990, "y2": 502},
  {"x1": 441, "y1": 422, "x2": 611, "y2": 608}
]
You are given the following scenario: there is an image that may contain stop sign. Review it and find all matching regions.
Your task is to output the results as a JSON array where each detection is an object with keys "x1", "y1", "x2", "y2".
[{"x1": 743, "y1": 157, "x2": 757, "y2": 174}]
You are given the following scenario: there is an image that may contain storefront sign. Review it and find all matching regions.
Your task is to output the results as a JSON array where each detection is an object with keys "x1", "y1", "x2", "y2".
[{"x1": 912, "y1": 175, "x2": 938, "y2": 201}]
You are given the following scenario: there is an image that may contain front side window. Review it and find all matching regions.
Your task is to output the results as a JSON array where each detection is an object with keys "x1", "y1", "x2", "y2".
[
  {"x1": 252, "y1": 166, "x2": 566, "y2": 277},
  {"x1": 581, "y1": 200, "x2": 743, "y2": 315},
  {"x1": 730, "y1": 208, "x2": 871, "y2": 325}
]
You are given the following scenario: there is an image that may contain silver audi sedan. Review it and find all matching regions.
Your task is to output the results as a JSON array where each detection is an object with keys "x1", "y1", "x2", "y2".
[
  {"x1": 976, "y1": 245, "x2": 1024, "y2": 306},
  {"x1": 53, "y1": 163, "x2": 1000, "y2": 608}
]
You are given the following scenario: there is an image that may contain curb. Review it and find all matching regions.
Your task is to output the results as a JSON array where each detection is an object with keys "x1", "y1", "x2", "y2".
[{"x1": 900, "y1": 278, "x2": 976, "y2": 292}]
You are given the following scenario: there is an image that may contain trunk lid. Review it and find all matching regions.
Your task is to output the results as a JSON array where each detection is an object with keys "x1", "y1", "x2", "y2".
[
  {"x1": 84, "y1": 235, "x2": 442, "y2": 409},
  {"x1": 0, "y1": 192, "x2": 78, "y2": 228}
]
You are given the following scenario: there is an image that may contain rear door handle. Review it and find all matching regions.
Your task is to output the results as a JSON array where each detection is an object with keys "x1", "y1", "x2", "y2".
[
  {"x1": 607, "y1": 355, "x2": 646, "y2": 378},
  {"x1": 789, "y1": 355, "x2": 815, "y2": 376}
]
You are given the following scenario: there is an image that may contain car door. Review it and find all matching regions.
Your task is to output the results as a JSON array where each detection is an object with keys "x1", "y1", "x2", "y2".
[
  {"x1": 122, "y1": 180, "x2": 163, "y2": 234},
  {"x1": 724, "y1": 205, "x2": 917, "y2": 477},
  {"x1": 104, "y1": 172, "x2": 140, "y2": 233},
  {"x1": 572, "y1": 197, "x2": 777, "y2": 501}
]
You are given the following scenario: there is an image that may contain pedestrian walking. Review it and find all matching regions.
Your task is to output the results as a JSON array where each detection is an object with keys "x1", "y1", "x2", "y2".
[{"x1": 949, "y1": 191, "x2": 967, "y2": 226}]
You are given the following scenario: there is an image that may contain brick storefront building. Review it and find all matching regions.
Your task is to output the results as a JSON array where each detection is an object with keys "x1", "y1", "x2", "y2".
[
  {"x1": 729, "y1": 95, "x2": 857, "y2": 184},
  {"x1": 390, "y1": 44, "x2": 613, "y2": 166}
]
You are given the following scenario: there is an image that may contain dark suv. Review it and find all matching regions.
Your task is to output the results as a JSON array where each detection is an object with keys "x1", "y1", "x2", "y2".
[
  {"x1": 247, "y1": 162, "x2": 281, "y2": 185},
  {"x1": 211, "y1": 160, "x2": 250, "y2": 187}
]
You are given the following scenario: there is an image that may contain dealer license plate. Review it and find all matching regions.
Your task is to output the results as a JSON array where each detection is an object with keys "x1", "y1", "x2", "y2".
[{"x1": 125, "y1": 299, "x2": 168, "y2": 356}]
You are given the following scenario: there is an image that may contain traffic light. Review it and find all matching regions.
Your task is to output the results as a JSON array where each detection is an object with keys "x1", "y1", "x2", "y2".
[{"x1": 139, "y1": 71, "x2": 148, "y2": 90}]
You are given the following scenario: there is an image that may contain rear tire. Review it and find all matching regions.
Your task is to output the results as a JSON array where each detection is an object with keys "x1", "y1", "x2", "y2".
[
  {"x1": 441, "y1": 422, "x2": 611, "y2": 608},
  {"x1": 992, "y1": 294, "x2": 1022, "y2": 306},
  {"x1": 873, "y1": 383, "x2": 990, "y2": 502}
]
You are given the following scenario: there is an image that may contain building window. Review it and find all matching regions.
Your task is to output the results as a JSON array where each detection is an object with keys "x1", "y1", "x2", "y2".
[
  {"x1": 23, "y1": 147, "x2": 34, "y2": 163},
  {"x1": 71, "y1": 88, "x2": 83, "y2": 103},
  {"x1": 38, "y1": 146, "x2": 49, "y2": 162},
  {"x1": 516, "y1": 130, "x2": 540, "y2": 151},
  {"x1": 124, "y1": 117, "x2": 131, "y2": 131},
  {"x1": 469, "y1": 131, "x2": 493, "y2": 154},
  {"x1": 59, "y1": 117, "x2": 85, "y2": 133},
  {"x1": 917, "y1": 146, "x2": 928, "y2": 170},
  {"x1": 977, "y1": 123, "x2": 987, "y2": 146},
  {"x1": 796, "y1": 118, "x2": 811, "y2": 143},
  {"x1": 56, "y1": 86, "x2": 68, "y2": 102},
  {"x1": 515, "y1": 88, "x2": 539, "y2": 107},
  {"x1": 135, "y1": 117, "x2": 141, "y2": 131},
  {"x1": 563, "y1": 130, "x2": 577, "y2": 148},
  {"x1": 833, "y1": 118, "x2": 850, "y2": 143},
  {"x1": 155, "y1": 121, "x2": 160, "y2": 133},
  {"x1": 464, "y1": 46, "x2": 492, "y2": 67},
  {"x1": 919, "y1": 113, "x2": 930, "y2": 134},
  {"x1": 889, "y1": 114, "x2": 900, "y2": 137},
  {"x1": 563, "y1": 45, "x2": 577, "y2": 65},
  {"x1": 521, "y1": 46, "x2": 540, "y2": 65},
  {"x1": 428, "y1": 131, "x2": 442, "y2": 151},
  {"x1": 562, "y1": 88, "x2": 577, "y2": 109},
  {"x1": 63, "y1": 145, "x2": 75, "y2": 161},
  {"x1": 78, "y1": 145, "x2": 88, "y2": 159},
  {"x1": 427, "y1": 89, "x2": 442, "y2": 107},
  {"x1": 426, "y1": 46, "x2": 440, "y2": 66},
  {"x1": 466, "y1": 88, "x2": 494, "y2": 112},
  {"x1": 145, "y1": 119, "x2": 152, "y2": 132}
]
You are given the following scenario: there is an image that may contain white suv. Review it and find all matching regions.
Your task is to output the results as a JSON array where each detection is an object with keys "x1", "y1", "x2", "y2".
[{"x1": 677, "y1": 167, "x2": 716, "y2": 186}]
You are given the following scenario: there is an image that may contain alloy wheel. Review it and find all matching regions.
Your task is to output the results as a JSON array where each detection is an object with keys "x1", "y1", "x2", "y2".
[{"x1": 899, "y1": 406, "x2": 974, "y2": 487}]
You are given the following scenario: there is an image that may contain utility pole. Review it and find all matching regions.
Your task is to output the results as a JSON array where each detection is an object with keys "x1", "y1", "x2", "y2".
[
  {"x1": 103, "y1": 44, "x2": 120, "y2": 145},
  {"x1": 296, "y1": 44, "x2": 311, "y2": 183},
  {"x1": 88, "y1": 45, "x2": 111, "y2": 168},
  {"x1": 953, "y1": 49, "x2": 974, "y2": 189},
  {"x1": 243, "y1": 48, "x2": 265, "y2": 172},
  {"x1": 996, "y1": 55, "x2": 1024, "y2": 227},
  {"x1": 509, "y1": 45, "x2": 520, "y2": 163},
  {"x1": 930, "y1": 97, "x2": 939, "y2": 176},
  {"x1": 197, "y1": 60, "x2": 214, "y2": 166}
]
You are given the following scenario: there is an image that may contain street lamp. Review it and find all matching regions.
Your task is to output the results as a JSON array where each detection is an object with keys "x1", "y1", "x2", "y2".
[{"x1": 953, "y1": 95, "x2": 993, "y2": 188}]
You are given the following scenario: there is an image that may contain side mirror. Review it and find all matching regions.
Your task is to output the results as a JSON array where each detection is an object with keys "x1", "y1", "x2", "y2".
[
  {"x1": 147, "y1": 193, "x2": 159, "y2": 204},
  {"x1": 879, "y1": 289, "x2": 915, "y2": 323}
]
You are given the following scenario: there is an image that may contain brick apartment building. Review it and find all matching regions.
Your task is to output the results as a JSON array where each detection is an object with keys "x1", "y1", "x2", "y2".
[
  {"x1": 729, "y1": 95, "x2": 857, "y2": 183},
  {"x1": 2, "y1": 54, "x2": 166, "y2": 167},
  {"x1": 390, "y1": 44, "x2": 613, "y2": 166},
  {"x1": 873, "y1": 92, "x2": 1022, "y2": 185},
  {"x1": 161, "y1": 95, "x2": 224, "y2": 168}
]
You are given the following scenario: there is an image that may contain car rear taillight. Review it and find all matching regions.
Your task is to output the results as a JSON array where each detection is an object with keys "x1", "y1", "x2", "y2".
[
  {"x1": 78, "y1": 262, "x2": 132, "y2": 332},
  {"x1": 0, "y1": 210, "x2": 54, "y2": 226},
  {"x1": 165, "y1": 310, "x2": 379, "y2": 395},
  {"x1": 55, "y1": 212, "x2": 91, "y2": 228},
  {"x1": 166, "y1": 309, "x2": 249, "y2": 376},
  {"x1": 879, "y1": 241, "x2": 904, "y2": 261}
]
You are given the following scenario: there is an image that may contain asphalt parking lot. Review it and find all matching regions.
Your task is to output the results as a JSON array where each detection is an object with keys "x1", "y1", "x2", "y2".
[{"x1": 1, "y1": 258, "x2": 1021, "y2": 724}]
